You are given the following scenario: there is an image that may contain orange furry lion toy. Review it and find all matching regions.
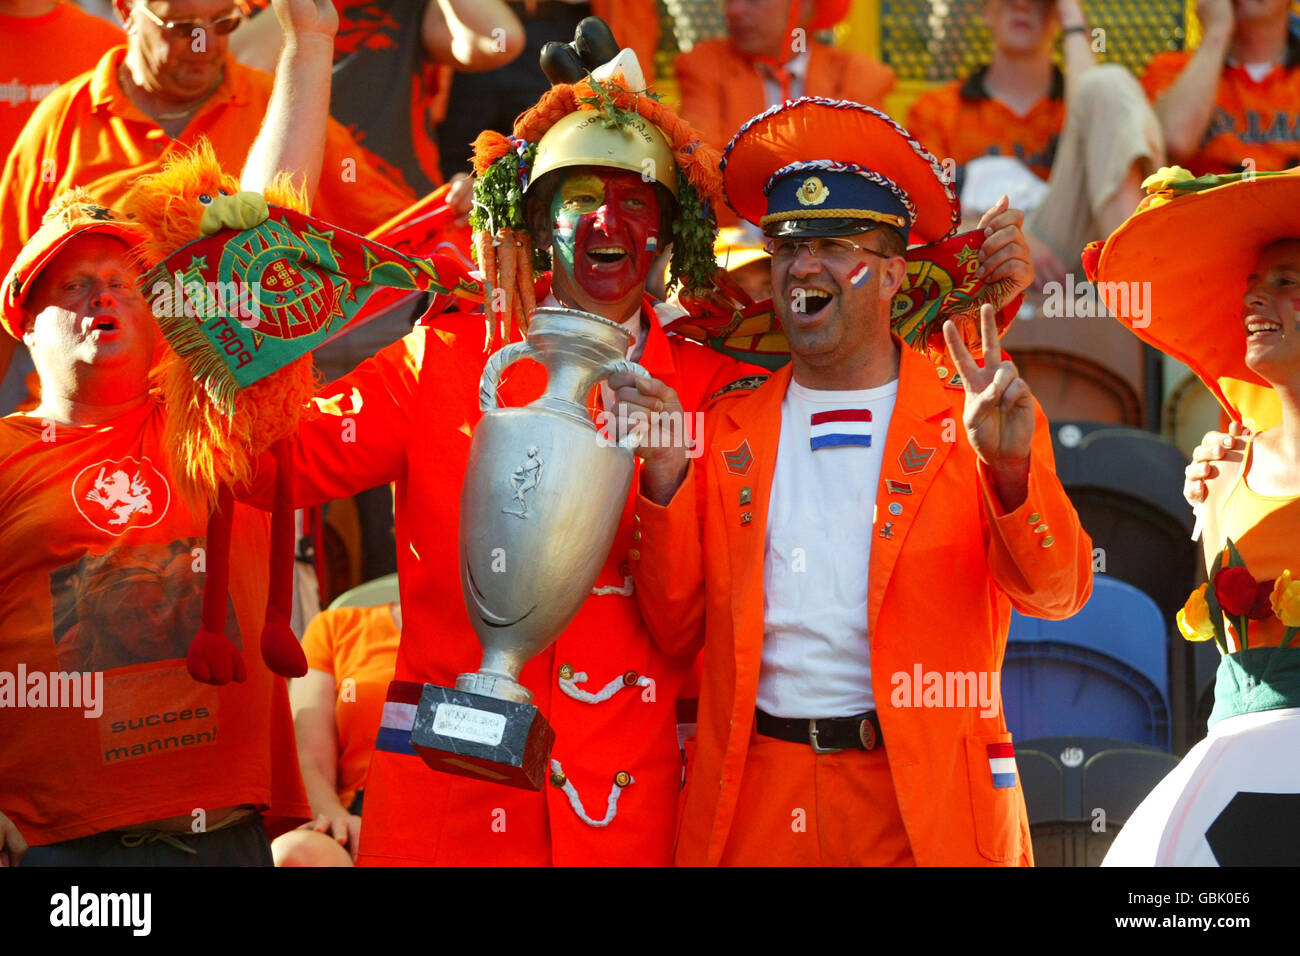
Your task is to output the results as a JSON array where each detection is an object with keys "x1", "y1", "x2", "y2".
[{"x1": 122, "y1": 141, "x2": 314, "y2": 685}]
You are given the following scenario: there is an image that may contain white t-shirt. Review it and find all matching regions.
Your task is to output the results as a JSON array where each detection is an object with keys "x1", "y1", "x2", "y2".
[{"x1": 756, "y1": 378, "x2": 899, "y2": 718}]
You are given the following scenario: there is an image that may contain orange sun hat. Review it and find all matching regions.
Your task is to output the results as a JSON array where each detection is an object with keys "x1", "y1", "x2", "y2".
[
  {"x1": 720, "y1": 97, "x2": 960, "y2": 246},
  {"x1": 1085, "y1": 168, "x2": 1300, "y2": 426}
]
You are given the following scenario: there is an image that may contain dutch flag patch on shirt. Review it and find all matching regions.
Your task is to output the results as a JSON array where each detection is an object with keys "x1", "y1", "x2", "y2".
[
  {"x1": 809, "y1": 409, "x2": 872, "y2": 451},
  {"x1": 987, "y1": 742, "x2": 1017, "y2": 789}
]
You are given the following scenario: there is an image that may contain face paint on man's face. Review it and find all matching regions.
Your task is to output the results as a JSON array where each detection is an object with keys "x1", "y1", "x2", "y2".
[{"x1": 549, "y1": 168, "x2": 661, "y2": 305}]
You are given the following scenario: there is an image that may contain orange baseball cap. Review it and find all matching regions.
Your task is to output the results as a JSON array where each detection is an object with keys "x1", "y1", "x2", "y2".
[{"x1": 1, "y1": 189, "x2": 144, "y2": 338}]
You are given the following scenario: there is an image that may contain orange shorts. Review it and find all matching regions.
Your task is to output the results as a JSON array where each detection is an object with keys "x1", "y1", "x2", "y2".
[{"x1": 719, "y1": 726, "x2": 915, "y2": 866}]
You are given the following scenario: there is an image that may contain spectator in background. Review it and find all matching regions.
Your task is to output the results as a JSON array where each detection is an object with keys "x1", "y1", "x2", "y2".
[
  {"x1": 674, "y1": 0, "x2": 894, "y2": 154},
  {"x1": 908, "y1": 0, "x2": 1162, "y2": 288},
  {"x1": 715, "y1": 224, "x2": 772, "y2": 303},
  {"x1": 0, "y1": 0, "x2": 415, "y2": 281},
  {"x1": 0, "y1": 1, "x2": 123, "y2": 158},
  {"x1": 0, "y1": 0, "x2": 417, "y2": 404},
  {"x1": 271, "y1": 600, "x2": 401, "y2": 866},
  {"x1": 435, "y1": 0, "x2": 662, "y2": 182},
  {"x1": 1142, "y1": 0, "x2": 1300, "y2": 175},
  {"x1": 0, "y1": 0, "x2": 125, "y2": 419},
  {"x1": 232, "y1": 0, "x2": 526, "y2": 196}
]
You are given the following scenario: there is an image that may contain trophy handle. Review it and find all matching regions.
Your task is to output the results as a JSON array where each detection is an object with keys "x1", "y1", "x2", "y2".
[
  {"x1": 479, "y1": 341, "x2": 538, "y2": 412},
  {"x1": 595, "y1": 358, "x2": 653, "y2": 450}
]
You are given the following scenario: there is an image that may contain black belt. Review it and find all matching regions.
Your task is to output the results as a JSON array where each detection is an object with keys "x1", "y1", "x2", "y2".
[{"x1": 756, "y1": 709, "x2": 883, "y2": 753}]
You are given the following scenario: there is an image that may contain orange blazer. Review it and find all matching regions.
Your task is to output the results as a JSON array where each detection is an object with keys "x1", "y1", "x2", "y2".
[
  {"x1": 673, "y1": 39, "x2": 897, "y2": 153},
  {"x1": 632, "y1": 342, "x2": 1094, "y2": 865}
]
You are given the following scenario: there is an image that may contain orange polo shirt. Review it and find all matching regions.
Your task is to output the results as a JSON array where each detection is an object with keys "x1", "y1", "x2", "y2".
[
  {"x1": 0, "y1": 1, "x2": 123, "y2": 160},
  {"x1": 0, "y1": 45, "x2": 415, "y2": 277},
  {"x1": 907, "y1": 66, "x2": 1065, "y2": 185},
  {"x1": 1141, "y1": 36, "x2": 1300, "y2": 175},
  {"x1": 301, "y1": 604, "x2": 401, "y2": 811}
]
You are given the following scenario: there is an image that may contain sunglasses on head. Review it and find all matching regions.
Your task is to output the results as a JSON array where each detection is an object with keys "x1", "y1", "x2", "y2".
[{"x1": 134, "y1": 3, "x2": 244, "y2": 39}]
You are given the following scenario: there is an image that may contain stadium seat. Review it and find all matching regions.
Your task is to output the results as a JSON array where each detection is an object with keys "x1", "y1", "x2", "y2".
[
  {"x1": 328, "y1": 572, "x2": 400, "y2": 610},
  {"x1": 1005, "y1": 576, "x2": 1171, "y2": 748},
  {"x1": 1016, "y1": 736, "x2": 1180, "y2": 866}
]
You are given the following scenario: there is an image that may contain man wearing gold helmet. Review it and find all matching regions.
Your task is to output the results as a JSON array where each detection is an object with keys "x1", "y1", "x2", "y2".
[{"x1": 236, "y1": 11, "x2": 768, "y2": 866}]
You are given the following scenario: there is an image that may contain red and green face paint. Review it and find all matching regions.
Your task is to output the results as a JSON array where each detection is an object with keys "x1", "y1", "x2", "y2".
[{"x1": 549, "y1": 167, "x2": 661, "y2": 304}]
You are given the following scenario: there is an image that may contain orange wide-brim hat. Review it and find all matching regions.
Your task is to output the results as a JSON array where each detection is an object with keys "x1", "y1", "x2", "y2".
[
  {"x1": 720, "y1": 97, "x2": 961, "y2": 245},
  {"x1": 1085, "y1": 168, "x2": 1300, "y2": 426}
]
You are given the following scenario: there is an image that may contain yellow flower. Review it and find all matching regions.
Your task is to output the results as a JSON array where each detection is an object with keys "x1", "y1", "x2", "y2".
[
  {"x1": 1142, "y1": 165, "x2": 1194, "y2": 193},
  {"x1": 1177, "y1": 583, "x2": 1217, "y2": 642},
  {"x1": 1270, "y1": 570, "x2": 1300, "y2": 627}
]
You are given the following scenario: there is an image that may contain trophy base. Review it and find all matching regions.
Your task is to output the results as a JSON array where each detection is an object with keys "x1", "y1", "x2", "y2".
[{"x1": 409, "y1": 683, "x2": 556, "y2": 791}]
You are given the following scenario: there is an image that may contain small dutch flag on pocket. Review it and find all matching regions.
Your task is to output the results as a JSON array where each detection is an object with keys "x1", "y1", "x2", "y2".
[{"x1": 987, "y1": 742, "x2": 1017, "y2": 789}]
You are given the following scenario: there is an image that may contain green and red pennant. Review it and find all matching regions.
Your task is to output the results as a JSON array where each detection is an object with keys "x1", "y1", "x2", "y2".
[
  {"x1": 665, "y1": 228, "x2": 1019, "y2": 371},
  {"x1": 140, "y1": 206, "x2": 481, "y2": 412}
]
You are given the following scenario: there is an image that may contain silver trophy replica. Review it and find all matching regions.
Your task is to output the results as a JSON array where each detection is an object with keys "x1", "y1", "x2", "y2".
[{"x1": 408, "y1": 306, "x2": 647, "y2": 789}]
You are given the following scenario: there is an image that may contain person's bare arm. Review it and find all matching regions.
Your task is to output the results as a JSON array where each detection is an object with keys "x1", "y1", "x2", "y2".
[
  {"x1": 229, "y1": 7, "x2": 286, "y2": 74},
  {"x1": 1057, "y1": 0, "x2": 1098, "y2": 91},
  {"x1": 1153, "y1": 0, "x2": 1233, "y2": 164},
  {"x1": 241, "y1": 0, "x2": 339, "y2": 199},
  {"x1": 422, "y1": 0, "x2": 524, "y2": 71},
  {"x1": 290, "y1": 668, "x2": 361, "y2": 860}
]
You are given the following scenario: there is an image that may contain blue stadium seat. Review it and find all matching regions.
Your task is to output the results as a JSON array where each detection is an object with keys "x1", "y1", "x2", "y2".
[
  {"x1": 1004, "y1": 576, "x2": 1170, "y2": 749},
  {"x1": 1016, "y1": 736, "x2": 1180, "y2": 866}
]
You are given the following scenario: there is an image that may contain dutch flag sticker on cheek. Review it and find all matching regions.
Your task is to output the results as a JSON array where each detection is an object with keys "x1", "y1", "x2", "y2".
[
  {"x1": 646, "y1": 235, "x2": 658, "y2": 252},
  {"x1": 987, "y1": 742, "x2": 1017, "y2": 789},
  {"x1": 849, "y1": 263, "x2": 872, "y2": 287}
]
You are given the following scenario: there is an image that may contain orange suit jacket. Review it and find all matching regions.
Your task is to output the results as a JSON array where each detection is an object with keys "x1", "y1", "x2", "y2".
[
  {"x1": 632, "y1": 340, "x2": 1094, "y2": 865},
  {"x1": 673, "y1": 39, "x2": 896, "y2": 153}
]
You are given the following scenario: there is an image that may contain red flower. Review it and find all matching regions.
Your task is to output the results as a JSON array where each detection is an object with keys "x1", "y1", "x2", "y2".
[{"x1": 1214, "y1": 566, "x2": 1275, "y2": 619}]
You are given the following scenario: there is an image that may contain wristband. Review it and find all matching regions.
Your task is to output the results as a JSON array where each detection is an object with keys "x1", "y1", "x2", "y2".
[{"x1": 1062, "y1": 24, "x2": 1089, "y2": 36}]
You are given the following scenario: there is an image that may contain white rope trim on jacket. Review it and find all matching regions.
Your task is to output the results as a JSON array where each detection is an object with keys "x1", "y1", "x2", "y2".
[
  {"x1": 550, "y1": 759, "x2": 632, "y2": 827},
  {"x1": 591, "y1": 574, "x2": 634, "y2": 597},
  {"x1": 559, "y1": 670, "x2": 652, "y2": 704}
]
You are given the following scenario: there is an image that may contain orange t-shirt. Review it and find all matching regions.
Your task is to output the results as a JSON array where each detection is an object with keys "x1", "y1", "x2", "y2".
[
  {"x1": 301, "y1": 603, "x2": 400, "y2": 810},
  {"x1": 0, "y1": 1, "x2": 123, "y2": 160},
  {"x1": 906, "y1": 66, "x2": 1065, "y2": 184},
  {"x1": 1141, "y1": 41, "x2": 1300, "y2": 175},
  {"x1": 0, "y1": 45, "x2": 416, "y2": 278},
  {"x1": 0, "y1": 399, "x2": 310, "y2": 846}
]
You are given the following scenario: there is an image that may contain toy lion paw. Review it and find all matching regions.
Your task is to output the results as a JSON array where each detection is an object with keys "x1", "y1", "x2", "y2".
[
  {"x1": 261, "y1": 610, "x2": 308, "y2": 678},
  {"x1": 187, "y1": 628, "x2": 248, "y2": 685}
]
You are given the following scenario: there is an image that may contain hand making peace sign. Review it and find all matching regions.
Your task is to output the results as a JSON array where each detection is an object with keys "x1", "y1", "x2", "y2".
[{"x1": 942, "y1": 304, "x2": 1036, "y2": 474}]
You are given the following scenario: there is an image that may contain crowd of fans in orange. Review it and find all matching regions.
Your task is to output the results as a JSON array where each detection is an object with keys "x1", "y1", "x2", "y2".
[{"x1": 1, "y1": 0, "x2": 1298, "y2": 868}]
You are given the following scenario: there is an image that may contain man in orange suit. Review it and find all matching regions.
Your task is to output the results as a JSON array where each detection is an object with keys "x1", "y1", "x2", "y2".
[
  {"x1": 674, "y1": 0, "x2": 894, "y2": 155},
  {"x1": 618, "y1": 100, "x2": 1094, "y2": 865}
]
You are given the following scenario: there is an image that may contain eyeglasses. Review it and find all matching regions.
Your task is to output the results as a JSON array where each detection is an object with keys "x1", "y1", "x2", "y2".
[
  {"x1": 134, "y1": 3, "x2": 244, "y2": 40},
  {"x1": 762, "y1": 236, "x2": 896, "y2": 263}
]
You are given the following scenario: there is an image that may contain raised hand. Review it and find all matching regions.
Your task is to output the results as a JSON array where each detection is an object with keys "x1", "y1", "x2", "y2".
[
  {"x1": 943, "y1": 304, "x2": 1035, "y2": 491},
  {"x1": 272, "y1": 0, "x2": 339, "y2": 44},
  {"x1": 975, "y1": 195, "x2": 1036, "y2": 298},
  {"x1": 1184, "y1": 421, "x2": 1250, "y2": 505}
]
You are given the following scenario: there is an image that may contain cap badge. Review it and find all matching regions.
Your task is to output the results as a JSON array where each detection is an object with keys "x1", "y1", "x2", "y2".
[{"x1": 796, "y1": 176, "x2": 829, "y2": 207}]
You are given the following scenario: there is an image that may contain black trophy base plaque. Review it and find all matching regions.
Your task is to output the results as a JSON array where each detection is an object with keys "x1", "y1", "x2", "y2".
[{"x1": 409, "y1": 683, "x2": 556, "y2": 790}]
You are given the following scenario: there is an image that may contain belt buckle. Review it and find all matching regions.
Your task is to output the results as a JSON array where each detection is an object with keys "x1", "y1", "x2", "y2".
[{"x1": 808, "y1": 718, "x2": 841, "y2": 754}]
